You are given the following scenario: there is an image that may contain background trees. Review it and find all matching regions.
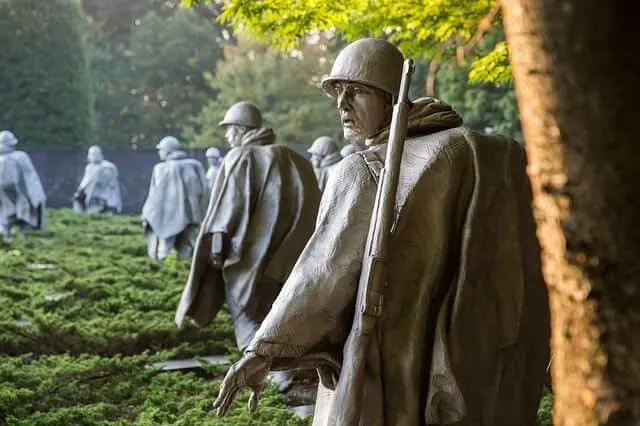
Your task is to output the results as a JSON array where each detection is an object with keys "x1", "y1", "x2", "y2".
[
  {"x1": 0, "y1": 0, "x2": 520, "y2": 149},
  {"x1": 184, "y1": 34, "x2": 341, "y2": 147},
  {"x1": 0, "y1": 0, "x2": 94, "y2": 148}
]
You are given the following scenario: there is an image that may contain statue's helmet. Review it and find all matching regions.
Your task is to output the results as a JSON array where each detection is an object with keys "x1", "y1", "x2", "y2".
[
  {"x1": 321, "y1": 38, "x2": 404, "y2": 100},
  {"x1": 156, "y1": 136, "x2": 181, "y2": 152},
  {"x1": 87, "y1": 145, "x2": 103, "y2": 162},
  {"x1": 0, "y1": 130, "x2": 18, "y2": 147},
  {"x1": 307, "y1": 136, "x2": 339, "y2": 157},
  {"x1": 340, "y1": 143, "x2": 358, "y2": 158},
  {"x1": 205, "y1": 147, "x2": 222, "y2": 158},
  {"x1": 218, "y1": 102, "x2": 262, "y2": 128}
]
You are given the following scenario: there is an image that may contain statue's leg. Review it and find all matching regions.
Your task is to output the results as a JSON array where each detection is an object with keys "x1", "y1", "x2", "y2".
[
  {"x1": 175, "y1": 225, "x2": 198, "y2": 260},
  {"x1": 157, "y1": 235, "x2": 177, "y2": 260},
  {"x1": 145, "y1": 231, "x2": 160, "y2": 261}
]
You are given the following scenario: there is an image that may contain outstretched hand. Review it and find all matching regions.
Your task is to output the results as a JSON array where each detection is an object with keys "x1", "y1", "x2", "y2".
[{"x1": 213, "y1": 352, "x2": 271, "y2": 417}]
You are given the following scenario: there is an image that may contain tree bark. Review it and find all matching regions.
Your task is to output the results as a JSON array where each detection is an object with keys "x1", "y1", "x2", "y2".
[
  {"x1": 425, "y1": 61, "x2": 438, "y2": 97},
  {"x1": 500, "y1": 1, "x2": 640, "y2": 425}
]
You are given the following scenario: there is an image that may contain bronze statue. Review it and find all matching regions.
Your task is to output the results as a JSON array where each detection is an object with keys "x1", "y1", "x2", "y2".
[
  {"x1": 141, "y1": 136, "x2": 208, "y2": 261},
  {"x1": 205, "y1": 147, "x2": 223, "y2": 192},
  {"x1": 0, "y1": 130, "x2": 46, "y2": 241},
  {"x1": 73, "y1": 146, "x2": 122, "y2": 215},
  {"x1": 211, "y1": 39, "x2": 550, "y2": 426},
  {"x1": 175, "y1": 101, "x2": 321, "y2": 391},
  {"x1": 307, "y1": 136, "x2": 342, "y2": 191}
]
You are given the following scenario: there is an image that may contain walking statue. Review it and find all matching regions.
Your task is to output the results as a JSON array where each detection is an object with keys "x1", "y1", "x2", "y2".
[
  {"x1": 73, "y1": 145, "x2": 122, "y2": 215},
  {"x1": 0, "y1": 130, "x2": 46, "y2": 241},
  {"x1": 175, "y1": 101, "x2": 321, "y2": 392},
  {"x1": 307, "y1": 136, "x2": 342, "y2": 191},
  {"x1": 141, "y1": 136, "x2": 208, "y2": 261},
  {"x1": 212, "y1": 38, "x2": 550, "y2": 426},
  {"x1": 205, "y1": 147, "x2": 223, "y2": 191}
]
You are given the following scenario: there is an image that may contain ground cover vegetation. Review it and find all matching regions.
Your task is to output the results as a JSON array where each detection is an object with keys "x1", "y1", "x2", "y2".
[{"x1": 0, "y1": 209, "x2": 309, "y2": 425}]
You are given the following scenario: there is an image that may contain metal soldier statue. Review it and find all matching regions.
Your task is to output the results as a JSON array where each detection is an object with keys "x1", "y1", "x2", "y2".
[
  {"x1": 175, "y1": 101, "x2": 321, "y2": 391},
  {"x1": 205, "y1": 147, "x2": 223, "y2": 192},
  {"x1": 73, "y1": 146, "x2": 122, "y2": 216},
  {"x1": 307, "y1": 136, "x2": 342, "y2": 191},
  {"x1": 141, "y1": 136, "x2": 208, "y2": 261},
  {"x1": 0, "y1": 130, "x2": 46, "y2": 241},
  {"x1": 212, "y1": 39, "x2": 550, "y2": 426}
]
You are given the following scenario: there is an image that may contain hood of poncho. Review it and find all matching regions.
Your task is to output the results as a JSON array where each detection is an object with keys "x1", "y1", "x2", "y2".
[
  {"x1": 241, "y1": 127, "x2": 277, "y2": 146},
  {"x1": 368, "y1": 97, "x2": 463, "y2": 146}
]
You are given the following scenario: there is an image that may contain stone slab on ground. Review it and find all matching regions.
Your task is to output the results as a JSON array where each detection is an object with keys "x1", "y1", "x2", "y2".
[{"x1": 153, "y1": 355, "x2": 229, "y2": 372}]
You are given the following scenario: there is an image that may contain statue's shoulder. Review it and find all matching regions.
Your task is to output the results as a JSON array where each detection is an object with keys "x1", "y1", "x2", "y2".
[
  {"x1": 224, "y1": 145, "x2": 276, "y2": 166},
  {"x1": 331, "y1": 149, "x2": 373, "y2": 183}
]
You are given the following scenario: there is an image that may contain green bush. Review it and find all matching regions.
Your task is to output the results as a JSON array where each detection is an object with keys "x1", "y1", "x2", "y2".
[
  {"x1": 0, "y1": 0, "x2": 94, "y2": 147},
  {"x1": 0, "y1": 210, "x2": 234, "y2": 357},
  {"x1": 0, "y1": 209, "x2": 308, "y2": 424}
]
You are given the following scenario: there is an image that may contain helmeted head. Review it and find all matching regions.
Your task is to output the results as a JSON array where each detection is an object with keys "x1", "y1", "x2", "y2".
[
  {"x1": 205, "y1": 147, "x2": 222, "y2": 166},
  {"x1": 0, "y1": 130, "x2": 18, "y2": 150},
  {"x1": 307, "y1": 136, "x2": 339, "y2": 168},
  {"x1": 219, "y1": 102, "x2": 263, "y2": 148},
  {"x1": 87, "y1": 145, "x2": 103, "y2": 163},
  {"x1": 321, "y1": 38, "x2": 404, "y2": 143},
  {"x1": 156, "y1": 136, "x2": 181, "y2": 160}
]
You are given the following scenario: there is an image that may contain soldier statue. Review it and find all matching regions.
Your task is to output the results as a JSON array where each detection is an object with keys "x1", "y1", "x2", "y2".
[
  {"x1": 141, "y1": 136, "x2": 208, "y2": 261},
  {"x1": 307, "y1": 136, "x2": 343, "y2": 191},
  {"x1": 0, "y1": 130, "x2": 46, "y2": 241},
  {"x1": 73, "y1": 145, "x2": 122, "y2": 215},
  {"x1": 175, "y1": 101, "x2": 321, "y2": 392},
  {"x1": 212, "y1": 39, "x2": 550, "y2": 426},
  {"x1": 205, "y1": 147, "x2": 223, "y2": 192}
]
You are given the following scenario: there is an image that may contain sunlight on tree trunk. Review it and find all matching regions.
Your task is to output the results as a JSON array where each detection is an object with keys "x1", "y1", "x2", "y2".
[{"x1": 500, "y1": 0, "x2": 640, "y2": 424}]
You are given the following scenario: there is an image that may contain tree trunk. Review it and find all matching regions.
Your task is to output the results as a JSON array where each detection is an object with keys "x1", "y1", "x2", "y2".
[
  {"x1": 425, "y1": 61, "x2": 438, "y2": 97},
  {"x1": 499, "y1": 1, "x2": 640, "y2": 425}
]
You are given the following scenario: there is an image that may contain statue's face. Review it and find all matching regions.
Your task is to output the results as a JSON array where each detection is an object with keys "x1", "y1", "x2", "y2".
[
  {"x1": 87, "y1": 150, "x2": 101, "y2": 164},
  {"x1": 333, "y1": 81, "x2": 392, "y2": 143},
  {"x1": 158, "y1": 148, "x2": 169, "y2": 161},
  {"x1": 206, "y1": 156, "x2": 217, "y2": 167},
  {"x1": 310, "y1": 154, "x2": 321, "y2": 168},
  {"x1": 225, "y1": 124, "x2": 248, "y2": 147}
]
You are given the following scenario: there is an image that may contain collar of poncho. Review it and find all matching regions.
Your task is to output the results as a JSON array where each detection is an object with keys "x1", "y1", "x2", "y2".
[
  {"x1": 240, "y1": 127, "x2": 276, "y2": 146},
  {"x1": 0, "y1": 144, "x2": 14, "y2": 154},
  {"x1": 165, "y1": 150, "x2": 187, "y2": 161},
  {"x1": 367, "y1": 97, "x2": 463, "y2": 146}
]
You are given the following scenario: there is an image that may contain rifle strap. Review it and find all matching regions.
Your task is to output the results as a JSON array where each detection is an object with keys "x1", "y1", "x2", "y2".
[{"x1": 357, "y1": 150, "x2": 384, "y2": 184}]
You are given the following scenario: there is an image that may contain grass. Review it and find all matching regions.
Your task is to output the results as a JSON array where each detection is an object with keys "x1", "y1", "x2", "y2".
[{"x1": 0, "y1": 209, "x2": 308, "y2": 425}]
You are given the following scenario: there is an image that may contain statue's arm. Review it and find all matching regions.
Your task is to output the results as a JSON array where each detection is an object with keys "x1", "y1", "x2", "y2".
[
  {"x1": 246, "y1": 154, "x2": 377, "y2": 363},
  {"x1": 198, "y1": 150, "x2": 251, "y2": 267}
]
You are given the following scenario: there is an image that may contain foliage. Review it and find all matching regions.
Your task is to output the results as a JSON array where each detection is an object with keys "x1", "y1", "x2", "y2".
[
  {"x1": 0, "y1": 209, "x2": 309, "y2": 425},
  {"x1": 0, "y1": 210, "x2": 234, "y2": 357},
  {"x1": 537, "y1": 387, "x2": 553, "y2": 426},
  {"x1": 0, "y1": 353, "x2": 308, "y2": 425},
  {"x1": 85, "y1": 4, "x2": 225, "y2": 148},
  {"x1": 183, "y1": 0, "x2": 511, "y2": 83},
  {"x1": 184, "y1": 35, "x2": 341, "y2": 147},
  {"x1": 435, "y1": 65, "x2": 521, "y2": 140},
  {"x1": 0, "y1": 0, "x2": 95, "y2": 147}
]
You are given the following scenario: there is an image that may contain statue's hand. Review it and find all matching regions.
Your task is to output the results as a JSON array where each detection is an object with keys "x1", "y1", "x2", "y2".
[{"x1": 213, "y1": 352, "x2": 271, "y2": 417}]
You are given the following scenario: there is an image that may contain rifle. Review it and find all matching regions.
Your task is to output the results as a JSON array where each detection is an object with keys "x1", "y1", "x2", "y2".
[{"x1": 332, "y1": 59, "x2": 415, "y2": 425}]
